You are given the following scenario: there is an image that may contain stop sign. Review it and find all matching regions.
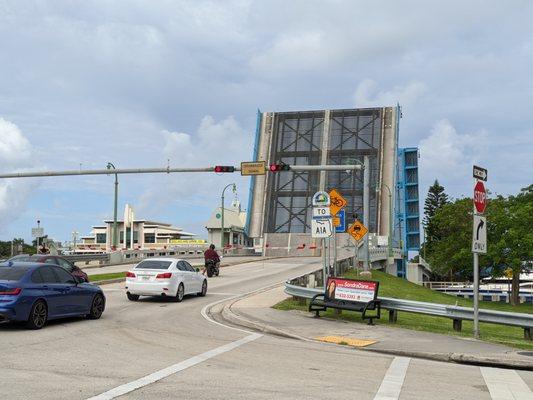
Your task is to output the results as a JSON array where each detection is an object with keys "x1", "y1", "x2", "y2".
[{"x1": 473, "y1": 181, "x2": 487, "y2": 213}]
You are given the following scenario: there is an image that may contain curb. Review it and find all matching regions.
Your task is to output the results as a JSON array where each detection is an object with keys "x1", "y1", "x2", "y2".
[
  {"x1": 91, "y1": 278, "x2": 125, "y2": 286},
  {"x1": 215, "y1": 286, "x2": 533, "y2": 371}
]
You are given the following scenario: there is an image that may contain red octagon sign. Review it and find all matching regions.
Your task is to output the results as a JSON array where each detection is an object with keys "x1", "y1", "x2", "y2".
[{"x1": 474, "y1": 181, "x2": 487, "y2": 214}]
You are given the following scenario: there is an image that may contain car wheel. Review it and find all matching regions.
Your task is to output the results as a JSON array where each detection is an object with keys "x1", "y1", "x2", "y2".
[
  {"x1": 87, "y1": 293, "x2": 105, "y2": 319},
  {"x1": 198, "y1": 280, "x2": 207, "y2": 297},
  {"x1": 173, "y1": 283, "x2": 184, "y2": 302},
  {"x1": 26, "y1": 300, "x2": 47, "y2": 330},
  {"x1": 127, "y1": 292, "x2": 140, "y2": 301}
]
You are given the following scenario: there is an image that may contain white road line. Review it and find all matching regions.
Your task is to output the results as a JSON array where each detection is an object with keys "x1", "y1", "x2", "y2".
[
  {"x1": 86, "y1": 333, "x2": 262, "y2": 400},
  {"x1": 480, "y1": 367, "x2": 533, "y2": 400},
  {"x1": 373, "y1": 357, "x2": 411, "y2": 400}
]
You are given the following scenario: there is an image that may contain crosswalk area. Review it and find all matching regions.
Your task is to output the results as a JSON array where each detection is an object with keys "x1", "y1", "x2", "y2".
[{"x1": 377, "y1": 357, "x2": 533, "y2": 400}]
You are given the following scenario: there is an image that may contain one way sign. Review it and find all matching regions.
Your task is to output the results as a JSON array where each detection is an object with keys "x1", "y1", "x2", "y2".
[{"x1": 472, "y1": 215, "x2": 487, "y2": 254}]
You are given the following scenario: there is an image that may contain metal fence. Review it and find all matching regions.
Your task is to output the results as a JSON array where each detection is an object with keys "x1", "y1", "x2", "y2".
[{"x1": 284, "y1": 277, "x2": 533, "y2": 340}]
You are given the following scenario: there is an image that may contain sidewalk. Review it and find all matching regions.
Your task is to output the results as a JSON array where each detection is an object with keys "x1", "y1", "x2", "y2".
[{"x1": 219, "y1": 285, "x2": 533, "y2": 370}]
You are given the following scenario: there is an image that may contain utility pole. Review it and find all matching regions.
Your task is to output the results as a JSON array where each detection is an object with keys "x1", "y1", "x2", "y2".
[
  {"x1": 363, "y1": 156, "x2": 370, "y2": 271},
  {"x1": 220, "y1": 183, "x2": 236, "y2": 250},
  {"x1": 72, "y1": 231, "x2": 79, "y2": 253},
  {"x1": 106, "y1": 163, "x2": 119, "y2": 250},
  {"x1": 36, "y1": 219, "x2": 41, "y2": 254}
]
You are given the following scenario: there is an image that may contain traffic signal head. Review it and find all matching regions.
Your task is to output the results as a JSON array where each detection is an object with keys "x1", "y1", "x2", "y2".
[
  {"x1": 214, "y1": 166, "x2": 235, "y2": 173},
  {"x1": 269, "y1": 163, "x2": 290, "y2": 172}
]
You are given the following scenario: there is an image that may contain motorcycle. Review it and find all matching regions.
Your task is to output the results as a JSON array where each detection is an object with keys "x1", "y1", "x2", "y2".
[{"x1": 205, "y1": 259, "x2": 220, "y2": 278}]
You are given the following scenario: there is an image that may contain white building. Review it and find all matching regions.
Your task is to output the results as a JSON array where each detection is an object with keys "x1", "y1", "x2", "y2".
[
  {"x1": 76, "y1": 204, "x2": 200, "y2": 253},
  {"x1": 205, "y1": 200, "x2": 251, "y2": 250}
]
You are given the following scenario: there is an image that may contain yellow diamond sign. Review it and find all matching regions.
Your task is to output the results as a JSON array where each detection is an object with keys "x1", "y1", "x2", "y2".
[
  {"x1": 329, "y1": 189, "x2": 347, "y2": 216},
  {"x1": 348, "y1": 220, "x2": 368, "y2": 242}
]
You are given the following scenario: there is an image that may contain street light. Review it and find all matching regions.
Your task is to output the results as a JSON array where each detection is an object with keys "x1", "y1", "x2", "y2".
[
  {"x1": 106, "y1": 162, "x2": 119, "y2": 251},
  {"x1": 376, "y1": 181, "x2": 393, "y2": 261},
  {"x1": 220, "y1": 183, "x2": 237, "y2": 250},
  {"x1": 344, "y1": 158, "x2": 366, "y2": 270}
]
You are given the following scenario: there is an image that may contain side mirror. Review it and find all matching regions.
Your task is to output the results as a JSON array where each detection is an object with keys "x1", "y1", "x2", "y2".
[
  {"x1": 195, "y1": 268, "x2": 200, "y2": 272},
  {"x1": 74, "y1": 276, "x2": 84, "y2": 284}
]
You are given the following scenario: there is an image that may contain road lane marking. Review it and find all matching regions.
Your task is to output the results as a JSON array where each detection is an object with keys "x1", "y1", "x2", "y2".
[
  {"x1": 480, "y1": 366, "x2": 533, "y2": 400},
  {"x1": 373, "y1": 357, "x2": 411, "y2": 400},
  {"x1": 87, "y1": 333, "x2": 262, "y2": 400}
]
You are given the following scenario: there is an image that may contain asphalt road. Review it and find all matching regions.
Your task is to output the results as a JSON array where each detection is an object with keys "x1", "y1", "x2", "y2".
[{"x1": 2, "y1": 257, "x2": 532, "y2": 400}]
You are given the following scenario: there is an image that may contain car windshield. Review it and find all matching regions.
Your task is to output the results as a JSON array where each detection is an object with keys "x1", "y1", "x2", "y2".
[
  {"x1": 0, "y1": 266, "x2": 31, "y2": 281},
  {"x1": 135, "y1": 260, "x2": 172, "y2": 270}
]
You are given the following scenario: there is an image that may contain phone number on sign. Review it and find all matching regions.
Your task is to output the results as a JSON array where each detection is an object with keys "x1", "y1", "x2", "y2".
[{"x1": 336, "y1": 290, "x2": 373, "y2": 301}]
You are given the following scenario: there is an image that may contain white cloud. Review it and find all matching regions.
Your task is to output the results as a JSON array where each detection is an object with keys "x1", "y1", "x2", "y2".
[
  {"x1": 354, "y1": 79, "x2": 428, "y2": 108},
  {"x1": 0, "y1": 118, "x2": 36, "y2": 231},
  {"x1": 419, "y1": 119, "x2": 487, "y2": 195},
  {"x1": 137, "y1": 115, "x2": 253, "y2": 214}
]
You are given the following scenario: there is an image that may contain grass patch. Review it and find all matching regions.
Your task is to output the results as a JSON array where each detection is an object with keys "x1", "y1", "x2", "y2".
[
  {"x1": 89, "y1": 272, "x2": 126, "y2": 282},
  {"x1": 274, "y1": 270, "x2": 533, "y2": 350}
]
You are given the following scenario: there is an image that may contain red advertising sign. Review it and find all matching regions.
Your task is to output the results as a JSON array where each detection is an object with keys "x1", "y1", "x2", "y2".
[
  {"x1": 473, "y1": 180, "x2": 487, "y2": 214},
  {"x1": 326, "y1": 278, "x2": 378, "y2": 303}
]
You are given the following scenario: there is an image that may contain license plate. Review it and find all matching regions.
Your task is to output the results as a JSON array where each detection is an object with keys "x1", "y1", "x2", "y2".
[{"x1": 142, "y1": 276, "x2": 150, "y2": 281}]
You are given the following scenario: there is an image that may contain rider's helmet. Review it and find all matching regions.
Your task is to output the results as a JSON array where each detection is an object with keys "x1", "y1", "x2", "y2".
[{"x1": 209, "y1": 244, "x2": 215, "y2": 250}]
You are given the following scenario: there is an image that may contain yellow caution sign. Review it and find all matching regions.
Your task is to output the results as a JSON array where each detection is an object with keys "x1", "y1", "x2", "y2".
[
  {"x1": 329, "y1": 188, "x2": 347, "y2": 216},
  {"x1": 348, "y1": 220, "x2": 368, "y2": 242}
]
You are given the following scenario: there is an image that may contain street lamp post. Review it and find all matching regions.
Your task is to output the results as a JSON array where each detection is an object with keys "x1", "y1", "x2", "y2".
[
  {"x1": 106, "y1": 163, "x2": 119, "y2": 250},
  {"x1": 344, "y1": 158, "x2": 366, "y2": 271},
  {"x1": 377, "y1": 181, "x2": 393, "y2": 261},
  {"x1": 220, "y1": 183, "x2": 237, "y2": 250}
]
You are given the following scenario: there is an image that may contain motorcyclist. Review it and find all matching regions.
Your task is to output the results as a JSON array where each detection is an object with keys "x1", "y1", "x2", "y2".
[{"x1": 204, "y1": 244, "x2": 220, "y2": 274}]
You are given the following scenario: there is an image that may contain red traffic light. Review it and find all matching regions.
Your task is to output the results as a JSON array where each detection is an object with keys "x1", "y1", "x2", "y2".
[
  {"x1": 214, "y1": 165, "x2": 235, "y2": 173},
  {"x1": 269, "y1": 163, "x2": 291, "y2": 172}
]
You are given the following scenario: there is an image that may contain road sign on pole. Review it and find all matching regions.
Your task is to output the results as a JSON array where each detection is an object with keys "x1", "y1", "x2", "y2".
[
  {"x1": 240, "y1": 161, "x2": 266, "y2": 176},
  {"x1": 311, "y1": 219, "x2": 332, "y2": 238},
  {"x1": 312, "y1": 191, "x2": 330, "y2": 206},
  {"x1": 312, "y1": 207, "x2": 331, "y2": 219},
  {"x1": 328, "y1": 189, "x2": 347, "y2": 216},
  {"x1": 347, "y1": 220, "x2": 368, "y2": 242},
  {"x1": 473, "y1": 181, "x2": 487, "y2": 214},
  {"x1": 31, "y1": 227, "x2": 44, "y2": 238},
  {"x1": 472, "y1": 164, "x2": 487, "y2": 341},
  {"x1": 333, "y1": 209, "x2": 346, "y2": 232},
  {"x1": 473, "y1": 165, "x2": 488, "y2": 181},
  {"x1": 472, "y1": 215, "x2": 487, "y2": 254}
]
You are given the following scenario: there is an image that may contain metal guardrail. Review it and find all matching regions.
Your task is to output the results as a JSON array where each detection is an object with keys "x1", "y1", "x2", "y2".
[
  {"x1": 284, "y1": 282, "x2": 533, "y2": 334},
  {"x1": 63, "y1": 254, "x2": 110, "y2": 263}
]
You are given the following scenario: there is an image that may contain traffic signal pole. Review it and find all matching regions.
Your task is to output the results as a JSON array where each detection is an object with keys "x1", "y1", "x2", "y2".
[{"x1": 0, "y1": 164, "x2": 363, "y2": 179}]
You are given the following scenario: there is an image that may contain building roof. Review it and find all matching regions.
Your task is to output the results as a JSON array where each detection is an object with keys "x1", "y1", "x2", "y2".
[{"x1": 206, "y1": 207, "x2": 247, "y2": 230}]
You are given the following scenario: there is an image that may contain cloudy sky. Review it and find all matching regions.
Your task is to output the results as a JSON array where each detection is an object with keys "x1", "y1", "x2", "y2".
[{"x1": 0, "y1": 0, "x2": 531, "y2": 243}]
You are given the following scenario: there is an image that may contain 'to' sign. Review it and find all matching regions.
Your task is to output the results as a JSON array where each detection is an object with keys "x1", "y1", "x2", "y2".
[{"x1": 473, "y1": 181, "x2": 487, "y2": 214}]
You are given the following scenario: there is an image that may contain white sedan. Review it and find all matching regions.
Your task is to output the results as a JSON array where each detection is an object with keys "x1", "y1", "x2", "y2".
[{"x1": 125, "y1": 258, "x2": 207, "y2": 302}]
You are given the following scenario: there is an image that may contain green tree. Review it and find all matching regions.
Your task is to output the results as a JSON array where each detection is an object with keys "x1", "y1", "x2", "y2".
[
  {"x1": 487, "y1": 185, "x2": 533, "y2": 305},
  {"x1": 425, "y1": 185, "x2": 533, "y2": 305},
  {"x1": 425, "y1": 198, "x2": 472, "y2": 280},
  {"x1": 421, "y1": 180, "x2": 449, "y2": 260},
  {"x1": 423, "y1": 180, "x2": 449, "y2": 228}
]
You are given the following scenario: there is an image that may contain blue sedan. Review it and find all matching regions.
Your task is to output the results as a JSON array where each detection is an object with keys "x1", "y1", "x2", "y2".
[{"x1": 0, "y1": 262, "x2": 105, "y2": 329}]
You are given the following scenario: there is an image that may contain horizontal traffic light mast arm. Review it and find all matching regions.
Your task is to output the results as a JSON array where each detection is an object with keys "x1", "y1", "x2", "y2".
[
  {"x1": 289, "y1": 165, "x2": 363, "y2": 171},
  {"x1": 0, "y1": 164, "x2": 363, "y2": 179}
]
